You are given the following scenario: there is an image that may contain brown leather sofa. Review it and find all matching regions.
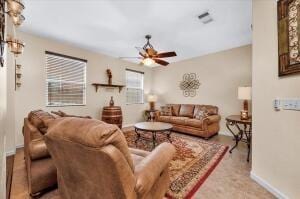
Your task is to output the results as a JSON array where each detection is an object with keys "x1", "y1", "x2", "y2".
[
  {"x1": 23, "y1": 117, "x2": 57, "y2": 196},
  {"x1": 44, "y1": 117, "x2": 176, "y2": 199},
  {"x1": 157, "y1": 104, "x2": 221, "y2": 139}
]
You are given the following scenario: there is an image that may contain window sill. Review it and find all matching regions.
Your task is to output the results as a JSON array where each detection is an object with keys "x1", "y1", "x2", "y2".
[
  {"x1": 126, "y1": 103, "x2": 145, "y2": 105},
  {"x1": 46, "y1": 104, "x2": 86, "y2": 107}
]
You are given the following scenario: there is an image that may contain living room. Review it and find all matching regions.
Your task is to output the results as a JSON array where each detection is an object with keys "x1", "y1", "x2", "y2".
[{"x1": 1, "y1": 0, "x2": 299, "y2": 199}]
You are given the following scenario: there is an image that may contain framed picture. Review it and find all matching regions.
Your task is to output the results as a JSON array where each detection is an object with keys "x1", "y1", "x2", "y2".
[{"x1": 278, "y1": 0, "x2": 300, "y2": 76}]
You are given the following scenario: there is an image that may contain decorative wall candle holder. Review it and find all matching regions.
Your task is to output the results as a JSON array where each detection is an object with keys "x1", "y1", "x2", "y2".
[
  {"x1": 6, "y1": 36, "x2": 25, "y2": 56},
  {"x1": 0, "y1": 0, "x2": 25, "y2": 67},
  {"x1": 15, "y1": 63, "x2": 21, "y2": 90},
  {"x1": 240, "y1": 110, "x2": 249, "y2": 120}
]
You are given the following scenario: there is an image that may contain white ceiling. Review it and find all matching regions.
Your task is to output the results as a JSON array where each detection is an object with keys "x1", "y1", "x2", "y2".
[{"x1": 21, "y1": 0, "x2": 252, "y2": 64}]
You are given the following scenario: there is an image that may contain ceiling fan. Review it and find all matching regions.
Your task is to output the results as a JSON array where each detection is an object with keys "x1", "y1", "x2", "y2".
[{"x1": 121, "y1": 35, "x2": 177, "y2": 66}]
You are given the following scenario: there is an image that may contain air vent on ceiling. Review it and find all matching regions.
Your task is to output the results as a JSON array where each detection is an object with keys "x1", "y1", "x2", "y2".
[{"x1": 198, "y1": 12, "x2": 213, "y2": 24}]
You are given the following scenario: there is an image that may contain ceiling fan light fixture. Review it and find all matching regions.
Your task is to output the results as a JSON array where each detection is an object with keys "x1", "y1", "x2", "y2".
[{"x1": 142, "y1": 58, "x2": 155, "y2": 66}]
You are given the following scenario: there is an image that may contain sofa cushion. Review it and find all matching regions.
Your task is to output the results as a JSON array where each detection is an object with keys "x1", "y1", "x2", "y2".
[
  {"x1": 160, "y1": 106, "x2": 172, "y2": 116},
  {"x1": 185, "y1": 119, "x2": 204, "y2": 128},
  {"x1": 168, "y1": 104, "x2": 181, "y2": 116},
  {"x1": 158, "y1": 116, "x2": 172, "y2": 123},
  {"x1": 169, "y1": 116, "x2": 189, "y2": 125},
  {"x1": 29, "y1": 138, "x2": 50, "y2": 160},
  {"x1": 179, "y1": 104, "x2": 195, "y2": 118},
  {"x1": 193, "y1": 105, "x2": 218, "y2": 117}
]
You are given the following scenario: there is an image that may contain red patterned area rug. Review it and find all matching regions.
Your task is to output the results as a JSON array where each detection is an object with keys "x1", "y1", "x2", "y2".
[{"x1": 124, "y1": 131, "x2": 228, "y2": 199}]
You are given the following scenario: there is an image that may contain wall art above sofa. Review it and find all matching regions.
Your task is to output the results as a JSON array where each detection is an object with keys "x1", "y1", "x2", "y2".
[{"x1": 179, "y1": 73, "x2": 200, "y2": 97}]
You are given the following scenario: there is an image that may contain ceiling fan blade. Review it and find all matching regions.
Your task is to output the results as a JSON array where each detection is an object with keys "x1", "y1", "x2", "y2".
[
  {"x1": 155, "y1": 51, "x2": 177, "y2": 58},
  {"x1": 135, "y1": 47, "x2": 147, "y2": 57},
  {"x1": 153, "y1": 58, "x2": 169, "y2": 66}
]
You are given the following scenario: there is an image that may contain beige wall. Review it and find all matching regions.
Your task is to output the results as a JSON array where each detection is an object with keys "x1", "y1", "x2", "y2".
[
  {"x1": 11, "y1": 32, "x2": 152, "y2": 148},
  {"x1": 152, "y1": 45, "x2": 252, "y2": 134},
  {"x1": 0, "y1": 46, "x2": 6, "y2": 199},
  {"x1": 252, "y1": 1, "x2": 300, "y2": 198},
  {"x1": 0, "y1": 14, "x2": 9, "y2": 198}
]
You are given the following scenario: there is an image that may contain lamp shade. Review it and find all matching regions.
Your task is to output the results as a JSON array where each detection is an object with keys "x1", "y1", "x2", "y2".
[
  {"x1": 238, "y1": 86, "x2": 251, "y2": 100},
  {"x1": 147, "y1": 94, "x2": 157, "y2": 102}
]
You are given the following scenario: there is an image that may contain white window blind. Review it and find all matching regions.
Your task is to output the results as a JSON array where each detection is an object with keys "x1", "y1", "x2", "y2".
[
  {"x1": 126, "y1": 69, "x2": 144, "y2": 104},
  {"x1": 45, "y1": 51, "x2": 87, "y2": 106}
]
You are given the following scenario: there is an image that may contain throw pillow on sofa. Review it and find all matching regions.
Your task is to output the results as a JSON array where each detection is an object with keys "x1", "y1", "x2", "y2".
[
  {"x1": 160, "y1": 106, "x2": 172, "y2": 116},
  {"x1": 194, "y1": 110, "x2": 208, "y2": 120}
]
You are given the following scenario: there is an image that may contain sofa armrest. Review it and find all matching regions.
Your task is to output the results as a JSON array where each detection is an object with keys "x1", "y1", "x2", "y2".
[
  {"x1": 204, "y1": 115, "x2": 221, "y2": 125},
  {"x1": 134, "y1": 143, "x2": 176, "y2": 196},
  {"x1": 29, "y1": 138, "x2": 50, "y2": 160}
]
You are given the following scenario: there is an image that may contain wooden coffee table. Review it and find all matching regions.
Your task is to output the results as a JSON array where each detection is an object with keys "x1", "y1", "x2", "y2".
[{"x1": 134, "y1": 122, "x2": 173, "y2": 148}]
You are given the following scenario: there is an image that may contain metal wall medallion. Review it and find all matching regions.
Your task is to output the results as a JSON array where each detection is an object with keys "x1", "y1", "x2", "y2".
[{"x1": 179, "y1": 73, "x2": 200, "y2": 97}]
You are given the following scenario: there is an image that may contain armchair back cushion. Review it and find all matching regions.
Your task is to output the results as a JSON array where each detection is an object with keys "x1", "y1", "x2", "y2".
[
  {"x1": 46, "y1": 117, "x2": 134, "y2": 171},
  {"x1": 44, "y1": 117, "x2": 139, "y2": 199}
]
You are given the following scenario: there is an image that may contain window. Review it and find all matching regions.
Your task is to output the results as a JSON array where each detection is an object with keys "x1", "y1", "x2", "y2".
[
  {"x1": 45, "y1": 51, "x2": 87, "y2": 106},
  {"x1": 126, "y1": 69, "x2": 144, "y2": 104}
]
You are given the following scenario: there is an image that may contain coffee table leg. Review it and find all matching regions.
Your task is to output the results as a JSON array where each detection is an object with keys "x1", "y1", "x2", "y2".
[
  {"x1": 134, "y1": 128, "x2": 141, "y2": 144},
  {"x1": 167, "y1": 131, "x2": 172, "y2": 143},
  {"x1": 152, "y1": 132, "x2": 156, "y2": 148}
]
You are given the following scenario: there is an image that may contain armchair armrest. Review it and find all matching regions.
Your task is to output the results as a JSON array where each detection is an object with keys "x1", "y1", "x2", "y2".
[
  {"x1": 134, "y1": 143, "x2": 176, "y2": 196},
  {"x1": 204, "y1": 115, "x2": 221, "y2": 125}
]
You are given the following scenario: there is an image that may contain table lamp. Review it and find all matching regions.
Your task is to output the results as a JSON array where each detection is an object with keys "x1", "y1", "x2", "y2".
[
  {"x1": 238, "y1": 86, "x2": 251, "y2": 120},
  {"x1": 147, "y1": 94, "x2": 157, "y2": 111}
]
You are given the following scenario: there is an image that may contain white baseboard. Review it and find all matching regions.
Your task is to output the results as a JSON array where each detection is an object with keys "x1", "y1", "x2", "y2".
[
  {"x1": 16, "y1": 144, "x2": 24, "y2": 149},
  {"x1": 123, "y1": 124, "x2": 134, "y2": 128},
  {"x1": 219, "y1": 131, "x2": 233, "y2": 137},
  {"x1": 6, "y1": 150, "x2": 15, "y2": 157},
  {"x1": 6, "y1": 144, "x2": 24, "y2": 156},
  {"x1": 250, "y1": 171, "x2": 288, "y2": 199}
]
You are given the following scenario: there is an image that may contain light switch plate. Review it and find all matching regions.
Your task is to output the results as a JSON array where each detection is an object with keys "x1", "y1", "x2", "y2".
[
  {"x1": 276, "y1": 99, "x2": 300, "y2": 111},
  {"x1": 273, "y1": 99, "x2": 300, "y2": 111}
]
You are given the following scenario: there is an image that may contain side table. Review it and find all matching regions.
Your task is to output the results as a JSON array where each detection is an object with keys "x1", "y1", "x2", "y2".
[
  {"x1": 225, "y1": 115, "x2": 252, "y2": 162},
  {"x1": 144, "y1": 110, "x2": 159, "y2": 121}
]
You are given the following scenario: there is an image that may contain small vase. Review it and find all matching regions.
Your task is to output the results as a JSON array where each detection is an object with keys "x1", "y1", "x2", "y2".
[{"x1": 109, "y1": 96, "x2": 114, "y2": 106}]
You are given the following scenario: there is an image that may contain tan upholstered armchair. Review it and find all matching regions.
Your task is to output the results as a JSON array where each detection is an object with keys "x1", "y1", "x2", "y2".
[{"x1": 44, "y1": 117, "x2": 176, "y2": 199}]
